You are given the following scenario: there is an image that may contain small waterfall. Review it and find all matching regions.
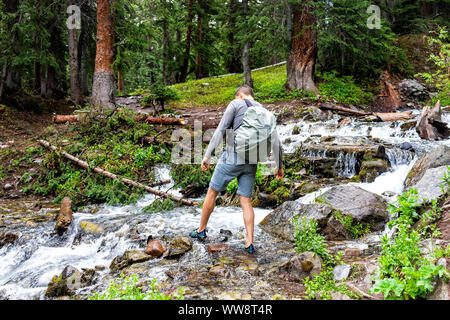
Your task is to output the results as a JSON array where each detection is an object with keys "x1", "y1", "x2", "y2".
[
  {"x1": 385, "y1": 148, "x2": 415, "y2": 167},
  {"x1": 334, "y1": 152, "x2": 357, "y2": 177}
]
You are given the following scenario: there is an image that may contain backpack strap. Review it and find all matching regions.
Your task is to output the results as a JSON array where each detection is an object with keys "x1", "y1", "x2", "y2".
[{"x1": 243, "y1": 99, "x2": 254, "y2": 108}]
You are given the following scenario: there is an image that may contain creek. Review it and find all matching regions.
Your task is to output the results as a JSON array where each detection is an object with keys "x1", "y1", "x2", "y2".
[{"x1": 0, "y1": 110, "x2": 449, "y2": 300}]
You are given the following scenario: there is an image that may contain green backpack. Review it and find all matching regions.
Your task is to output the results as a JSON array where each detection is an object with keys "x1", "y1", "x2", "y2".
[{"x1": 234, "y1": 99, "x2": 277, "y2": 164}]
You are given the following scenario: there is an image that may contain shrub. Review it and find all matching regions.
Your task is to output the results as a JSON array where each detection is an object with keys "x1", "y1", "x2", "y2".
[
  {"x1": 317, "y1": 72, "x2": 374, "y2": 105},
  {"x1": 89, "y1": 274, "x2": 184, "y2": 300},
  {"x1": 371, "y1": 188, "x2": 450, "y2": 300},
  {"x1": 291, "y1": 216, "x2": 332, "y2": 264}
]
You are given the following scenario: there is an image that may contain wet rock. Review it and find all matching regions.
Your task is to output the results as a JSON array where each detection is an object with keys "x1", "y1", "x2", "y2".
[
  {"x1": 292, "y1": 126, "x2": 301, "y2": 135},
  {"x1": 145, "y1": 240, "x2": 164, "y2": 257},
  {"x1": 302, "y1": 106, "x2": 330, "y2": 122},
  {"x1": 257, "y1": 193, "x2": 278, "y2": 208},
  {"x1": 405, "y1": 145, "x2": 450, "y2": 187},
  {"x1": 55, "y1": 197, "x2": 73, "y2": 236},
  {"x1": 45, "y1": 266, "x2": 95, "y2": 298},
  {"x1": 320, "y1": 186, "x2": 389, "y2": 231},
  {"x1": 330, "y1": 292, "x2": 353, "y2": 300},
  {"x1": 398, "y1": 79, "x2": 430, "y2": 102},
  {"x1": 164, "y1": 237, "x2": 193, "y2": 259},
  {"x1": 80, "y1": 221, "x2": 104, "y2": 235},
  {"x1": 220, "y1": 229, "x2": 232, "y2": 237},
  {"x1": 333, "y1": 264, "x2": 351, "y2": 281},
  {"x1": 400, "y1": 121, "x2": 416, "y2": 132},
  {"x1": 427, "y1": 258, "x2": 450, "y2": 300},
  {"x1": 207, "y1": 243, "x2": 230, "y2": 253},
  {"x1": 0, "y1": 232, "x2": 18, "y2": 248},
  {"x1": 358, "y1": 159, "x2": 388, "y2": 183},
  {"x1": 278, "y1": 252, "x2": 323, "y2": 282},
  {"x1": 110, "y1": 250, "x2": 152, "y2": 272},
  {"x1": 259, "y1": 201, "x2": 333, "y2": 242},
  {"x1": 405, "y1": 145, "x2": 450, "y2": 202},
  {"x1": 208, "y1": 264, "x2": 227, "y2": 277},
  {"x1": 344, "y1": 248, "x2": 361, "y2": 258},
  {"x1": 399, "y1": 142, "x2": 414, "y2": 151}
]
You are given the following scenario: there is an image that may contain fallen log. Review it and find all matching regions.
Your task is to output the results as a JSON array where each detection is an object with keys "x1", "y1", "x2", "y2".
[
  {"x1": 136, "y1": 115, "x2": 185, "y2": 125},
  {"x1": 318, "y1": 104, "x2": 371, "y2": 116},
  {"x1": 319, "y1": 104, "x2": 415, "y2": 122},
  {"x1": 374, "y1": 111, "x2": 414, "y2": 122},
  {"x1": 416, "y1": 101, "x2": 450, "y2": 141},
  {"x1": 38, "y1": 140, "x2": 197, "y2": 206},
  {"x1": 53, "y1": 115, "x2": 79, "y2": 123}
]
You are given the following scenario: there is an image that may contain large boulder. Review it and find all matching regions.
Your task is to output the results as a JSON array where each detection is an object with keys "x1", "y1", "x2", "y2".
[
  {"x1": 398, "y1": 79, "x2": 430, "y2": 102},
  {"x1": 259, "y1": 201, "x2": 334, "y2": 242},
  {"x1": 320, "y1": 185, "x2": 389, "y2": 230},
  {"x1": 404, "y1": 145, "x2": 450, "y2": 202},
  {"x1": 260, "y1": 186, "x2": 389, "y2": 241}
]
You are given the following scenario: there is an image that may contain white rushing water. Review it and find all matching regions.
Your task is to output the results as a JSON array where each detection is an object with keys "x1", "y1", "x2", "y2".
[{"x1": 1, "y1": 109, "x2": 449, "y2": 300}]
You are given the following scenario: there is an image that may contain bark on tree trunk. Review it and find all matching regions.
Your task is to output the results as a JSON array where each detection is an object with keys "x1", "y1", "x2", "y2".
[
  {"x1": 91, "y1": 0, "x2": 115, "y2": 109},
  {"x1": 285, "y1": 1, "x2": 318, "y2": 93},
  {"x1": 68, "y1": 13, "x2": 82, "y2": 105},
  {"x1": 117, "y1": 70, "x2": 124, "y2": 94},
  {"x1": 195, "y1": 14, "x2": 203, "y2": 80},
  {"x1": 179, "y1": 0, "x2": 194, "y2": 83},
  {"x1": 162, "y1": 18, "x2": 168, "y2": 85},
  {"x1": 242, "y1": 0, "x2": 253, "y2": 88}
]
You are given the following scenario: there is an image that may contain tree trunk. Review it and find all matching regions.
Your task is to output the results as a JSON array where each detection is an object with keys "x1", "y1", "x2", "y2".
[
  {"x1": 91, "y1": 0, "x2": 115, "y2": 109},
  {"x1": 117, "y1": 70, "x2": 124, "y2": 94},
  {"x1": 68, "y1": 9, "x2": 82, "y2": 105},
  {"x1": 285, "y1": 1, "x2": 317, "y2": 93},
  {"x1": 162, "y1": 18, "x2": 168, "y2": 85},
  {"x1": 179, "y1": 0, "x2": 194, "y2": 83},
  {"x1": 242, "y1": 0, "x2": 253, "y2": 88},
  {"x1": 225, "y1": 0, "x2": 241, "y2": 73},
  {"x1": 195, "y1": 13, "x2": 203, "y2": 80}
]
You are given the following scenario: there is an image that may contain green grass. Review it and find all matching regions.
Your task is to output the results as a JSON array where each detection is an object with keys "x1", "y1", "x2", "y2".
[{"x1": 170, "y1": 64, "x2": 374, "y2": 108}]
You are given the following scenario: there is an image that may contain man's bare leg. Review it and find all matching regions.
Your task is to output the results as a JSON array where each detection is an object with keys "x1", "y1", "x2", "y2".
[
  {"x1": 198, "y1": 187, "x2": 220, "y2": 232},
  {"x1": 240, "y1": 195, "x2": 255, "y2": 248}
]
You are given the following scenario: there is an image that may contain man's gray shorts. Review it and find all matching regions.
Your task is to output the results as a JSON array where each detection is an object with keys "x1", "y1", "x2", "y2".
[{"x1": 209, "y1": 152, "x2": 257, "y2": 198}]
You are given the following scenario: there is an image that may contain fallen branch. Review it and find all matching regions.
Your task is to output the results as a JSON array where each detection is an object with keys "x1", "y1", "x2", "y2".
[
  {"x1": 136, "y1": 115, "x2": 185, "y2": 125},
  {"x1": 319, "y1": 104, "x2": 415, "y2": 122},
  {"x1": 374, "y1": 111, "x2": 414, "y2": 122},
  {"x1": 53, "y1": 115, "x2": 79, "y2": 123},
  {"x1": 39, "y1": 140, "x2": 197, "y2": 206}
]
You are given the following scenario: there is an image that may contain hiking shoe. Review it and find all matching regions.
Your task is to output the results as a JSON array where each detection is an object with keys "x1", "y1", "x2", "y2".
[
  {"x1": 190, "y1": 229, "x2": 207, "y2": 241},
  {"x1": 244, "y1": 244, "x2": 256, "y2": 254}
]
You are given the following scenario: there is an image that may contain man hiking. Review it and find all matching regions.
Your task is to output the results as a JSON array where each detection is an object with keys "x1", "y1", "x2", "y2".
[{"x1": 189, "y1": 85, "x2": 284, "y2": 254}]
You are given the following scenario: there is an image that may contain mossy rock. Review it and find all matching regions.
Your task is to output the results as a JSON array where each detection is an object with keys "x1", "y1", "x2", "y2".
[{"x1": 80, "y1": 221, "x2": 104, "y2": 234}]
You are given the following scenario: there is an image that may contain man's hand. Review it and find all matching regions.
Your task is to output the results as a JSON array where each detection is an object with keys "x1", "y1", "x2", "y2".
[
  {"x1": 201, "y1": 157, "x2": 211, "y2": 172},
  {"x1": 276, "y1": 168, "x2": 284, "y2": 181}
]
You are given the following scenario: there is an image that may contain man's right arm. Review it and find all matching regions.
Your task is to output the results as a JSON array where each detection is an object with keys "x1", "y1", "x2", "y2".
[{"x1": 204, "y1": 102, "x2": 236, "y2": 160}]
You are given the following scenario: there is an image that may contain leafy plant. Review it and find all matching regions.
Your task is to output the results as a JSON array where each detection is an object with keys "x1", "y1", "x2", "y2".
[
  {"x1": 292, "y1": 216, "x2": 332, "y2": 264},
  {"x1": 334, "y1": 211, "x2": 371, "y2": 239},
  {"x1": 416, "y1": 27, "x2": 450, "y2": 106},
  {"x1": 89, "y1": 274, "x2": 184, "y2": 300},
  {"x1": 303, "y1": 264, "x2": 359, "y2": 300},
  {"x1": 371, "y1": 187, "x2": 450, "y2": 300},
  {"x1": 142, "y1": 198, "x2": 175, "y2": 213}
]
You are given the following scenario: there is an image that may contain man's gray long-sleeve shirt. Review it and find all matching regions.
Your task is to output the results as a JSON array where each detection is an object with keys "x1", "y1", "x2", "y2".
[{"x1": 204, "y1": 98, "x2": 283, "y2": 169}]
